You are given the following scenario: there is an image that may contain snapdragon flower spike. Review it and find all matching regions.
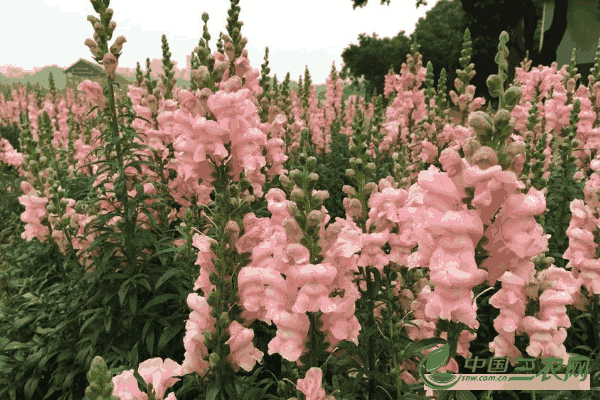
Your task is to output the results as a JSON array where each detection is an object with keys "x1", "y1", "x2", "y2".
[
  {"x1": 296, "y1": 367, "x2": 335, "y2": 400},
  {"x1": 181, "y1": 293, "x2": 216, "y2": 376},
  {"x1": 225, "y1": 320, "x2": 264, "y2": 372},
  {"x1": 564, "y1": 199, "x2": 600, "y2": 294},
  {"x1": 521, "y1": 266, "x2": 582, "y2": 364}
]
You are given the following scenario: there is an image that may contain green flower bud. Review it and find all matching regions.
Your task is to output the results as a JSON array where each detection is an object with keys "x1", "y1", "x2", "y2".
[
  {"x1": 364, "y1": 182, "x2": 378, "y2": 196},
  {"x1": 307, "y1": 210, "x2": 322, "y2": 227},
  {"x1": 289, "y1": 169, "x2": 303, "y2": 187},
  {"x1": 203, "y1": 330, "x2": 214, "y2": 343},
  {"x1": 291, "y1": 188, "x2": 305, "y2": 203},
  {"x1": 342, "y1": 185, "x2": 357, "y2": 197},
  {"x1": 486, "y1": 74, "x2": 502, "y2": 97},
  {"x1": 472, "y1": 146, "x2": 499, "y2": 170},
  {"x1": 366, "y1": 162, "x2": 376, "y2": 170},
  {"x1": 503, "y1": 86, "x2": 522, "y2": 108},
  {"x1": 219, "y1": 312, "x2": 230, "y2": 326},
  {"x1": 306, "y1": 156, "x2": 317, "y2": 171},
  {"x1": 209, "y1": 352, "x2": 220, "y2": 369},
  {"x1": 277, "y1": 380, "x2": 287, "y2": 396},
  {"x1": 467, "y1": 111, "x2": 494, "y2": 135},
  {"x1": 307, "y1": 172, "x2": 319, "y2": 182},
  {"x1": 493, "y1": 109, "x2": 512, "y2": 126},
  {"x1": 279, "y1": 174, "x2": 292, "y2": 189},
  {"x1": 346, "y1": 169, "x2": 355, "y2": 177}
]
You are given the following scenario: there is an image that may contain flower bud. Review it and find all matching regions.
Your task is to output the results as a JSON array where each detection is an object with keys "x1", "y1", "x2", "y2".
[
  {"x1": 286, "y1": 202, "x2": 301, "y2": 218},
  {"x1": 225, "y1": 76, "x2": 242, "y2": 93},
  {"x1": 467, "y1": 111, "x2": 494, "y2": 134},
  {"x1": 462, "y1": 137, "x2": 481, "y2": 160},
  {"x1": 306, "y1": 210, "x2": 322, "y2": 227},
  {"x1": 291, "y1": 188, "x2": 305, "y2": 203},
  {"x1": 364, "y1": 182, "x2": 378, "y2": 196},
  {"x1": 493, "y1": 109, "x2": 512, "y2": 127},
  {"x1": 243, "y1": 195, "x2": 255, "y2": 204},
  {"x1": 307, "y1": 172, "x2": 319, "y2": 182},
  {"x1": 283, "y1": 217, "x2": 304, "y2": 242},
  {"x1": 312, "y1": 190, "x2": 329, "y2": 203},
  {"x1": 289, "y1": 170, "x2": 303, "y2": 187},
  {"x1": 198, "y1": 87, "x2": 213, "y2": 101},
  {"x1": 147, "y1": 94, "x2": 158, "y2": 114},
  {"x1": 225, "y1": 220, "x2": 240, "y2": 244},
  {"x1": 566, "y1": 78, "x2": 576, "y2": 93},
  {"x1": 306, "y1": 156, "x2": 317, "y2": 172},
  {"x1": 225, "y1": 42, "x2": 235, "y2": 60},
  {"x1": 366, "y1": 162, "x2": 376, "y2": 170},
  {"x1": 346, "y1": 169, "x2": 355, "y2": 177},
  {"x1": 504, "y1": 141, "x2": 526, "y2": 158},
  {"x1": 503, "y1": 86, "x2": 522, "y2": 108},
  {"x1": 472, "y1": 146, "x2": 498, "y2": 170},
  {"x1": 342, "y1": 185, "x2": 357, "y2": 197},
  {"x1": 209, "y1": 352, "x2": 219, "y2": 369},
  {"x1": 348, "y1": 198, "x2": 363, "y2": 217},
  {"x1": 279, "y1": 174, "x2": 292, "y2": 190}
]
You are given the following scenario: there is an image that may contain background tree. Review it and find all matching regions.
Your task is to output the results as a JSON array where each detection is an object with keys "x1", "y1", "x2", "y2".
[
  {"x1": 350, "y1": 0, "x2": 573, "y2": 106},
  {"x1": 408, "y1": 0, "x2": 468, "y2": 100},
  {"x1": 340, "y1": 31, "x2": 412, "y2": 101}
]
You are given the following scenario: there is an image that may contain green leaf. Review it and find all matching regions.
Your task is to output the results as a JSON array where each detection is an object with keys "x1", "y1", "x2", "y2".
[
  {"x1": 4, "y1": 341, "x2": 27, "y2": 350},
  {"x1": 129, "y1": 291, "x2": 138, "y2": 315},
  {"x1": 425, "y1": 344, "x2": 450, "y2": 373},
  {"x1": 147, "y1": 328, "x2": 155, "y2": 356},
  {"x1": 118, "y1": 281, "x2": 130, "y2": 307},
  {"x1": 157, "y1": 325, "x2": 183, "y2": 352},
  {"x1": 155, "y1": 269, "x2": 178, "y2": 290},
  {"x1": 24, "y1": 376, "x2": 39, "y2": 400},
  {"x1": 104, "y1": 315, "x2": 112, "y2": 334},
  {"x1": 15, "y1": 316, "x2": 34, "y2": 328},
  {"x1": 35, "y1": 327, "x2": 55, "y2": 335},
  {"x1": 101, "y1": 273, "x2": 127, "y2": 282},
  {"x1": 142, "y1": 294, "x2": 178, "y2": 313},
  {"x1": 135, "y1": 277, "x2": 152, "y2": 292},
  {"x1": 80, "y1": 314, "x2": 99, "y2": 335},
  {"x1": 455, "y1": 390, "x2": 477, "y2": 400},
  {"x1": 403, "y1": 337, "x2": 446, "y2": 359},
  {"x1": 206, "y1": 382, "x2": 220, "y2": 400}
]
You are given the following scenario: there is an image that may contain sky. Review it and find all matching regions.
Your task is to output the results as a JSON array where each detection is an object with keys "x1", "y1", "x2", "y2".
[{"x1": 2, "y1": 0, "x2": 441, "y2": 85}]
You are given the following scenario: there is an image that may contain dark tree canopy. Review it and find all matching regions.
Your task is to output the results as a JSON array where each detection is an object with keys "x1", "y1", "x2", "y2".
[
  {"x1": 351, "y1": 0, "x2": 428, "y2": 10},
  {"x1": 409, "y1": 0, "x2": 468, "y2": 97},
  {"x1": 349, "y1": 0, "x2": 572, "y2": 104},
  {"x1": 340, "y1": 31, "x2": 412, "y2": 99}
]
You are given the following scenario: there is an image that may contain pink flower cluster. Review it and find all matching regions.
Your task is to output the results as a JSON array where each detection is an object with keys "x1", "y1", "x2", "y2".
[{"x1": 112, "y1": 357, "x2": 182, "y2": 400}]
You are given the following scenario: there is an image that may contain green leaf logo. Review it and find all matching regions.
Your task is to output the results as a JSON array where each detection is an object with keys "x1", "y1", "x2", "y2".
[
  {"x1": 425, "y1": 343, "x2": 450, "y2": 372},
  {"x1": 418, "y1": 343, "x2": 462, "y2": 390}
]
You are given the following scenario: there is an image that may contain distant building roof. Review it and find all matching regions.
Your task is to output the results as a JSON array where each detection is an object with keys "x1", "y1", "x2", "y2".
[{"x1": 65, "y1": 58, "x2": 131, "y2": 86}]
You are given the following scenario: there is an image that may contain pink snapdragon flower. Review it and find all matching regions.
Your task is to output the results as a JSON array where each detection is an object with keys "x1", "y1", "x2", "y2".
[
  {"x1": 137, "y1": 358, "x2": 182, "y2": 400},
  {"x1": 225, "y1": 320, "x2": 264, "y2": 372},
  {"x1": 181, "y1": 293, "x2": 215, "y2": 376},
  {"x1": 77, "y1": 80, "x2": 107, "y2": 111},
  {"x1": 111, "y1": 370, "x2": 148, "y2": 400},
  {"x1": 296, "y1": 367, "x2": 335, "y2": 400}
]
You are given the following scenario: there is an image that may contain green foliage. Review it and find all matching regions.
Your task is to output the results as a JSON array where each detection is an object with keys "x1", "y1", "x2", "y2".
[
  {"x1": 341, "y1": 31, "x2": 412, "y2": 100},
  {"x1": 409, "y1": 0, "x2": 468, "y2": 100}
]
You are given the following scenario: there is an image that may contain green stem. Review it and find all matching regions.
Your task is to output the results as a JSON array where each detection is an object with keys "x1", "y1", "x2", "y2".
[
  {"x1": 366, "y1": 266, "x2": 375, "y2": 400},
  {"x1": 593, "y1": 294, "x2": 599, "y2": 350}
]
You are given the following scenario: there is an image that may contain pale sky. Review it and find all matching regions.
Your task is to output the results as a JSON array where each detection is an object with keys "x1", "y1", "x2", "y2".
[{"x1": 2, "y1": 0, "x2": 440, "y2": 85}]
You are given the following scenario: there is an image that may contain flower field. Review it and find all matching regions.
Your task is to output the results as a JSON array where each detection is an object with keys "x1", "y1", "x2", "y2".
[{"x1": 1, "y1": 0, "x2": 600, "y2": 399}]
